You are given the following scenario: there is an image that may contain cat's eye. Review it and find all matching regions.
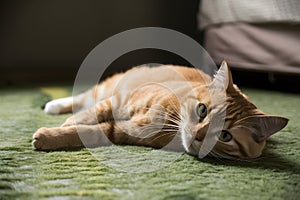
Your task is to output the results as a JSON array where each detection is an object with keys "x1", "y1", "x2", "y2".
[
  {"x1": 219, "y1": 131, "x2": 232, "y2": 142},
  {"x1": 196, "y1": 103, "x2": 207, "y2": 119}
]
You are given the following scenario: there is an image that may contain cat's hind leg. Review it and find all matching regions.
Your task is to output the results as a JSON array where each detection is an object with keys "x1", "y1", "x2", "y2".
[
  {"x1": 44, "y1": 74, "x2": 123, "y2": 115},
  {"x1": 44, "y1": 96, "x2": 74, "y2": 115},
  {"x1": 44, "y1": 90, "x2": 94, "y2": 115}
]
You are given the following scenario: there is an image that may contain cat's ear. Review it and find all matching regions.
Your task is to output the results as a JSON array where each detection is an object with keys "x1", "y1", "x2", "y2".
[
  {"x1": 234, "y1": 115, "x2": 289, "y2": 142},
  {"x1": 211, "y1": 60, "x2": 235, "y2": 92}
]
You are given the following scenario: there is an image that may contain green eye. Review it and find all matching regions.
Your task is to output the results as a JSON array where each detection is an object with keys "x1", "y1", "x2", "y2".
[
  {"x1": 219, "y1": 131, "x2": 232, "y2": 142},
  {"x1": 196, "y1": 103, "x2": 207, "y2": 119}
]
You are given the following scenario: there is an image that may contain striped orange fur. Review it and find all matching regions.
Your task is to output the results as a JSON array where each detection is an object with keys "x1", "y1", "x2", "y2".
[{"x1": 33, "y1": 61, "x2": 288, "y2": 159}]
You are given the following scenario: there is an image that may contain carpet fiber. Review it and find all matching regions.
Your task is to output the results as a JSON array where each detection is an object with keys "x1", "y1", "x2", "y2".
[{"x1": 0, "y1": 85, "x2": 299, "y2": 200}]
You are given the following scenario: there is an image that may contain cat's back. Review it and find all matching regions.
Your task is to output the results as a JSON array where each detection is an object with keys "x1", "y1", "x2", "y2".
[
  {"x1": 120, "y1": 65, "x2": 211, "y2": 86},
  {"x1": 97, "y1": 65, "x2": 212, "y2": 100}
]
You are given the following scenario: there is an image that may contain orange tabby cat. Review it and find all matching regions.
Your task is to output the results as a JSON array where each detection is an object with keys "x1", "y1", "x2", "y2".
[{"x1": 33, "y1": 61, "x2": 288, "y2": 159}]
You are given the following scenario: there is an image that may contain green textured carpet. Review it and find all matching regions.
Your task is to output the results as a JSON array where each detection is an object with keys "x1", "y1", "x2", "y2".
[{"x1": 0, "y1": 85, "x2": 299, "y2": 200}]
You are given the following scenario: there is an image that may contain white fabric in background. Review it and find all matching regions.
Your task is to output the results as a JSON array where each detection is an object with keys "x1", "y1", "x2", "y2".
[{"x1": 199, "y1": 0, "x2": 300, "y2": 29}]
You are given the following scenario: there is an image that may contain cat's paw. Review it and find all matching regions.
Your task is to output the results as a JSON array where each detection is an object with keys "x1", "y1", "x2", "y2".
[
  {"x1": 32, "y1": 128, "x2": 56, "y2": 150},
  {"x1": 44, "y1": 100, "x2": 62, "y2": 115},
  {"x1": 44, "y1": 97, "x2": 73, "y2": 115}
]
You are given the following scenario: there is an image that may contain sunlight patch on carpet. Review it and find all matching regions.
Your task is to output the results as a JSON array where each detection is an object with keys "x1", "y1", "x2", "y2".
[{"x1": 40, "y1": 87, "x2": 70, "y2": 99}]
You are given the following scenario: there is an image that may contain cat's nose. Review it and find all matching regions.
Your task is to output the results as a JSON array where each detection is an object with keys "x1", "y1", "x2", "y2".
[
  {"x1": 195, "y1": 131, "x2": 206, "y2": 142},
  {"x1": 190, "y1": 125, "x2": 208, "y2": 142}
]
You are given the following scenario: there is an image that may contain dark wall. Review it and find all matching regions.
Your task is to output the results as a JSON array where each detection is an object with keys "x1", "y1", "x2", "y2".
[{"x1": 0, "y1": 0, "x2": 201, "y2": 82}]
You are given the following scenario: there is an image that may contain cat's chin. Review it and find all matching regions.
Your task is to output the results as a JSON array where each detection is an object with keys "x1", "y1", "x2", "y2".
[
  {"x1": 180, "y1": 128, "x2": 201, "y2": 157},
  {"x1": 183, "y1": 140, "x2": 202, "y2": 157}
]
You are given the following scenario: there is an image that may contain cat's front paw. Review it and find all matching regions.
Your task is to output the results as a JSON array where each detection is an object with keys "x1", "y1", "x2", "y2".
[{"x1": 32, "y1": 127, "x2": 57, "y2": 150}]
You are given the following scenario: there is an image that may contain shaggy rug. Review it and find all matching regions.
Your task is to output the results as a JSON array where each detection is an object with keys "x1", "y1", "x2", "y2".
[{"x1": 0, "y1": 85, "x2": 299, "y2": 200}]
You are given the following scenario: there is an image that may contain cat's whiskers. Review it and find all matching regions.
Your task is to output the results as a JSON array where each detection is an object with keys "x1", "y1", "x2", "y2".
[
  {"x1": 145, "y1": 132, "x2": 176, "y2": 144},
  {"x1": 149, "y1": 120, "x2": 181, "y2": 128},
  {"x1": 131, "y1": 105, "x2": 183, "y2": 126},
  {"x1": 135, "y1": 127, "x2": 160, "y2": 138},
  {"x1": 131, "y1": 105, "x2": 183, "y2": 133},
  {"x1": 136, "y1": 120, "x2": 180, "y2": 130},
  {"x1": 158, "y1": 129, "x2": 180, "y2": 133},
  {"x1": 210, "y1": 150, "x2": 233, "y2": 160},
  {"x1": 136, "y1": 125, "x2": 179, "y2": 139},
  {"x1": 134, "y1": 114, "x2": 182, "y2": 142},
  {"x1": 140, "y1": 94, "x2": 184, "y2": 122},
  {"x1": 208, "y1": 151, "x2": 227, "y2": 163},
  {"x1": 133, "y1": 120, "x2": 180, "y2": 139},
  {"x1": 210, "y1": 150, "x2": 256, "y2": 163},
  {"x1": 150, "y1": 108, "x2": 182, "y2": 123},
  {"x1": 152, "y1": 113, "x2": 182, "y2": 124}
]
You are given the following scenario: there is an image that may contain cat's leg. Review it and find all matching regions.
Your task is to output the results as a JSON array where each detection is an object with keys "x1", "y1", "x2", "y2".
[
  {"x1": 44, "y1": 74, "x2": 123, "y2": 115},
  {"x1": 33, "y1": 119, "x2": 182, "y2": 151},
  {"x1": 61, "y1": 98, "x2": 114, "y2": 127},
  {"x1": 33, "y1": 120, "x2": 156, "y2": 151},
  {"x1": 44, "y1": 88, "x2": 105, "y2": 115},
  {"x1": 33, "y1": 120, "x2": 135, "y2": 150},
  {"x1": 44, "y1": 93, "x2": 85, "y2": 115},
  {"x1": 32, "y1": 123, "x2": 113, "y2": 150}
]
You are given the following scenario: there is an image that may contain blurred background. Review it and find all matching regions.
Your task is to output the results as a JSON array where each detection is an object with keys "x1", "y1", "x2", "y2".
[{"x1": 0, "y1": 0, "x2": 299, "y2": 91}]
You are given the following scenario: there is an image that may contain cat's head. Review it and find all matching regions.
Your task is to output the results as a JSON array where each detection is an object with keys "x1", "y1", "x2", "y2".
[{"x1": 180, "y1": 61, "x2": 288, "y2": 159}]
